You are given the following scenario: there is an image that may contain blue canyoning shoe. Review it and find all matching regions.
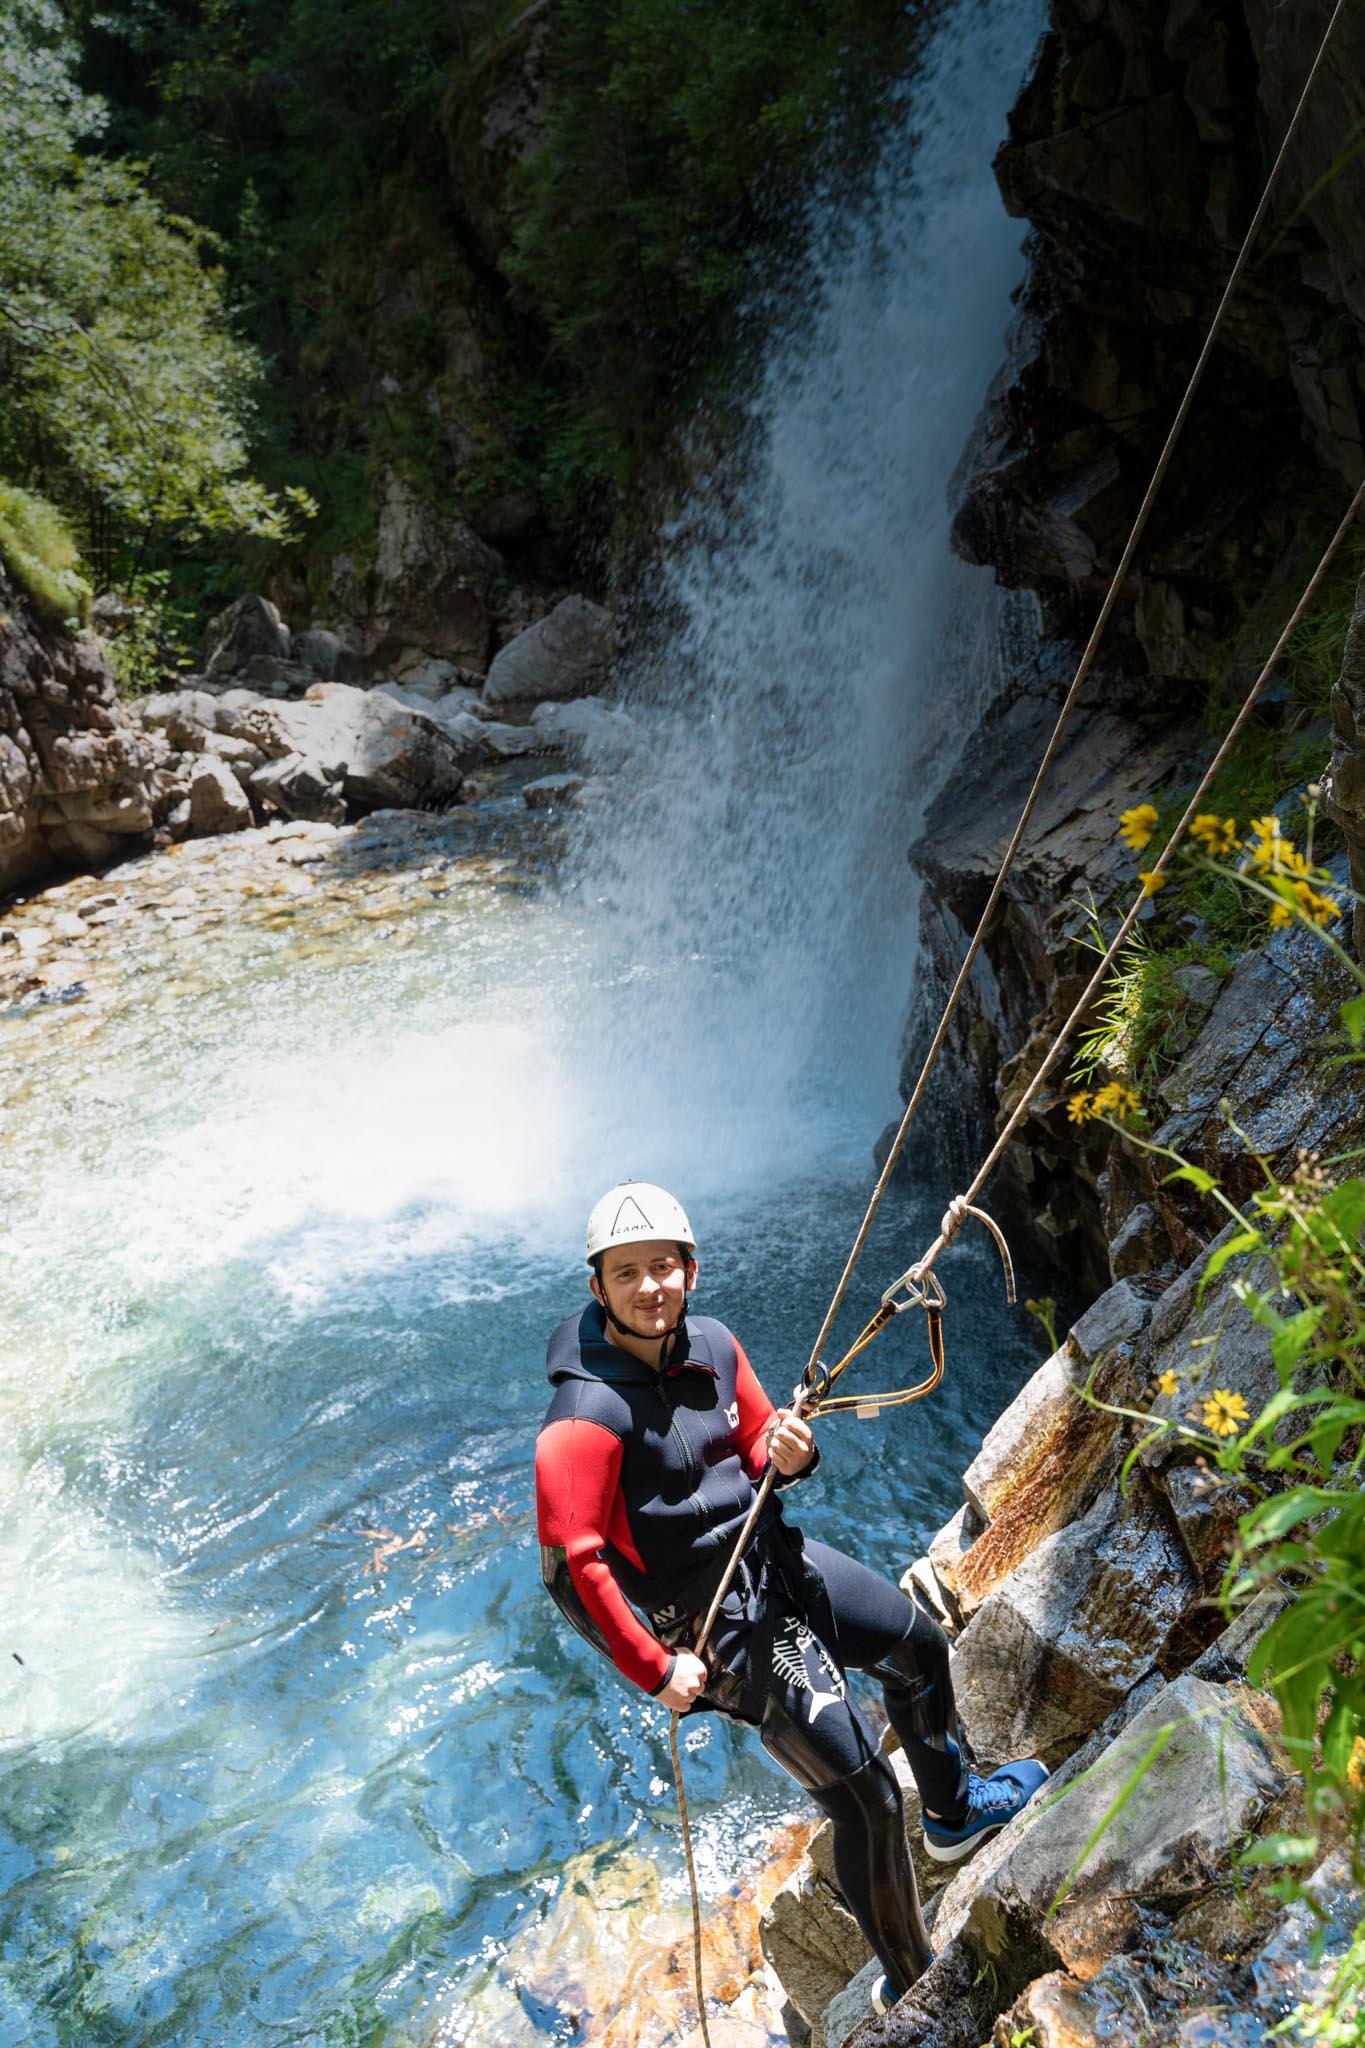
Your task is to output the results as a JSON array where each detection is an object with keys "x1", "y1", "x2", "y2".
[{"x1": 922, "y1": 1759, "x2": 1049, "y2": 1863}]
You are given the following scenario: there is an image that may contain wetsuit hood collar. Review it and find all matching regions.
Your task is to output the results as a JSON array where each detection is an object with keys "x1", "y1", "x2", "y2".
[{"x1": 546, "y1": 1301, "x2": 693, "y2": 1386}]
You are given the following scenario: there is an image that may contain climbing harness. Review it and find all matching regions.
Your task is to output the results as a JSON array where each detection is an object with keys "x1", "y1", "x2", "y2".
[{"x1": 665, "y1": 4, "x2": 1357, "y2": 2037}]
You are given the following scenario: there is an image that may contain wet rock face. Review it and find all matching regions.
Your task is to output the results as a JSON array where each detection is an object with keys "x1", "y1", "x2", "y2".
[
  {"x1": 952, "y1": 0, "x2": 1365, "y2": 668},
  {"x1": 1325, "y1": 568, "x2": 1365, "y2": 953},
  {"x1": 0, "y1": 566, "x2": 158, "y2": 894}
]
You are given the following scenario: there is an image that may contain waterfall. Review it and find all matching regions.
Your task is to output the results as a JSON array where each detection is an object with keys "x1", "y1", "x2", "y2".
[{"x1": 558, "y1": 0, "x2": 1044, "y2": 1224}]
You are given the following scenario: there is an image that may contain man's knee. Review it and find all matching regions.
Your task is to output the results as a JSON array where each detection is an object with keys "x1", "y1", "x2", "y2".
[{"x1": 874, "y1": 1605, "x2": 953, "y2": 1720}]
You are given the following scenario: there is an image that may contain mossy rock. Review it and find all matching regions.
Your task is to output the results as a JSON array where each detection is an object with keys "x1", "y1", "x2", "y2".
[{"x1": 0, "y1": 483, "x2": 93, "y2": 631}]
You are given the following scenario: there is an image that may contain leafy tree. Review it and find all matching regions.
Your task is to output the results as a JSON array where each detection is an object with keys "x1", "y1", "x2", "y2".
[
  {"x1": 0, "y1": 0, "x2": 309, "y2": 580},
  {"x1": 507, "y1": 0, "x2": 927, "y2": 502}
]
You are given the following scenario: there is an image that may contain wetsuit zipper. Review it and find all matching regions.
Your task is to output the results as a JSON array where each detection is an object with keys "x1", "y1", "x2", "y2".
[{"x1": 660, "y1": 1383, "x2": 701, "y2": 1493}]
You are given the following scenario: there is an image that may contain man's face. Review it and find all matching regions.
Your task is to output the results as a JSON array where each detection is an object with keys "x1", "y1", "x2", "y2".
[{"x1": 592, "y1": 1237, "x2": 696, "y2": 1341}]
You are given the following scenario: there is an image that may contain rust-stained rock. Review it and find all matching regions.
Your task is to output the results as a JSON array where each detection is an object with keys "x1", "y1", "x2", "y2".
[
  {"x1": 925, "y1": 1503, "x2": 982, "y2": 1621},
  {"x1": 952, "y1": 1475, "x2": 1199, "y2": 1767},
  {"x1": 951, "y1": 1282, "x2": 1153, "y2": 1618}
]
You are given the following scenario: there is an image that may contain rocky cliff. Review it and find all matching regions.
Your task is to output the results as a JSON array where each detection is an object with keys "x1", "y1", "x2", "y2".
[
  {"x1": 0, "y1": 562, "x2": 159, "y2": 895},
  {"x1": 756, "y1": 6, "x2": 1365, "y2": 2043},
  {"x1": 900, "y1": 0, "x2": 1365, "y2": 1289}
]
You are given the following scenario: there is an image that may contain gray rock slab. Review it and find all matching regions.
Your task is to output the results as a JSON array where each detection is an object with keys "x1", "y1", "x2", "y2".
[
  {"x1": 952, "y1": 1479, "x2": 1198, "y2": 1766},
  {"x1": 249, "y1": 754, "x2": 346, "y2": 827},
  {"x1": 292, "y1": 627, "x2": 358, "y2": 681},
  {"x1": 1141, "y1": 1223, "x2": 1280, "y2": 1467},
  {"x1": 935, "y1": 1674, "x2": 1287, "y2": 1984}
]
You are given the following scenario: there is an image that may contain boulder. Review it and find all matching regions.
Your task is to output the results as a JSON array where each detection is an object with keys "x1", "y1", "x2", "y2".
[
  {"x1": 203, "y1": 594, "x2": 291, "y2": 678},
  {"x1": 0, "y1": 562, "x2": 159, "y2": 892},
  {"x1": 389, "y1": 654, "x2": 484, "y2": 700},
  {"x1": 341, "y1": 689, "x2": 478, "y2": 811},
  {"x1": 186, "y1": 756, "x2": 252, "y2": 836},
  {"x1": 484, "y1": 595, "x2": 617, "y2": 705},
  {"x1": 951, "y1": 1477, "x2": 1199, "y2": 1767},
  {"x1": 529, "y1": 694, "x2": 638, "y2": 762},
  {"x1": 933, "y1": 1675, "x2": 1287, "y2": 1992},
  {"x1": 241, "y1": 654, "x2": 320, "y2": 697},
  {"x1": 249, "y1": 754, "x2": 346, "y2": 827},
  {"x1": 761, "y1": 1846, "x2": 868, "y2": 2041},
  {"x1": 292, "y1": 627, "x2": 358, "y2": 682}
]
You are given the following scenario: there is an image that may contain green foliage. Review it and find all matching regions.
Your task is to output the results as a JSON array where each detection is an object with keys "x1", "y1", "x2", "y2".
[
  {"x1": 0, "y1": 480, "x2": 92, "y2": 628},
  {"x1": 1069, "y1": 908, "x2": 1233, "y2": 1094},
  {"x1": 1075, "y1": 850, "x2": 1365, "y2": 1899},
  {"x1": 97, "y1": 569, "x2": 197, "y2": 696},
  {"x1": 0, "y1": 0, "x2": 311, "y2": 577},
  {"x1": 505, "y1": 0, "x2": 923, "y2": 508}
]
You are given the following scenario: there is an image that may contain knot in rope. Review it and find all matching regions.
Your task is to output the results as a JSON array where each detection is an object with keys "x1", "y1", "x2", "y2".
[{"x1": 883, "y1": 1199, "x2": 1016, "y2": 1308}]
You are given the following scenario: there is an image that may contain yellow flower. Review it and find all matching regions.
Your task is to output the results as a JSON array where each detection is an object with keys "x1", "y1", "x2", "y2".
[
  {"x1": 1294, "y1": 880, "x2": 1340, "y2": 928},
  {"x1": 1190, "y1": 813, "x2": 1240, "y2": 857},
  {"x1": 1348, "y1": 1735, "x2": 1365, "y2": 1798},
  {"x1": 1119, "y1": 803, "x2": 1159, "y2": 852},
  {"x1": 1200, "y1": 1387, "x2": 1251, "y2": 1437},
  {"x1": 1066, "y1": 1091, "x2": 1092, "y2": 1125},
  {"x1": 1138, "y1": 870, "x2": 1168, "y2": 897},
  {"x1": 1091, "y1": 1080, "x2": 1142, "y2": 1119},
  {"x1": 1157, "y1": 1368, "x2": 1178, "y2": 1396}
]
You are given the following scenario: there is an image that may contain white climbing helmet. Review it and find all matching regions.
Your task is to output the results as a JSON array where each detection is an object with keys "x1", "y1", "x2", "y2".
[{"x1": 585, "y1": 1182, "x2": 696, "y2": 1263}]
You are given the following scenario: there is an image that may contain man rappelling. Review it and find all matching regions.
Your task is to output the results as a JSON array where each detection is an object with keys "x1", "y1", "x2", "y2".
[{"x1": 535, "y1": 1180, "x2": 1047, "y2": 2016}]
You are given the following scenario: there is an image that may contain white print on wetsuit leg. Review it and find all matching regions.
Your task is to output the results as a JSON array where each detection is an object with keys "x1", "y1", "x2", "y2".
[
  {"x1": 725, "y1": 1401, "x2": 739, "y2": 1428},
  {"x1": 771, "y1": 1616, "x2": 847, "y2": 1725}
]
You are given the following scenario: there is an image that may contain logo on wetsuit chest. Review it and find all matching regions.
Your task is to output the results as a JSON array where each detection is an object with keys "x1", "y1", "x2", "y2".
[{"x1": 725, "y1": 1401, "x2": 739, "y2": 1428}]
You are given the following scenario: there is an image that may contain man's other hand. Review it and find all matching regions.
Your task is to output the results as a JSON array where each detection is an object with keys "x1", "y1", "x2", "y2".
[
  {"x1": 766, "y1": 1409, "x2": 816, "y2": 1476},
  {"x1": 659, "y1": 1651, "x2": 709, "y2": 1712}
]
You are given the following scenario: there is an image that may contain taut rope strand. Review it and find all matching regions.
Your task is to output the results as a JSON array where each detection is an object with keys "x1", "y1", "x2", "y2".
[
  {"x1": 796, "y1": 0, "x2": 1350, "y2": 1387},
  {"x1": 903, "y1": 475, "x2": 1365, "y2": 1290}
]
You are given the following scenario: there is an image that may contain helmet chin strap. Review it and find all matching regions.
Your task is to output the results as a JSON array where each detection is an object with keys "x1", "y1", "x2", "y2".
[{"x1": 601, "y1": 1294, "x2": 692, "y2": 1361}]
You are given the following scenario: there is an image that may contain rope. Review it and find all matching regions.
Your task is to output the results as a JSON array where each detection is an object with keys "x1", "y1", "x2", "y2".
[
  {"x1": 901, "y1": 474, "x2": 1365, "y2": 1287},
  {"x1": 663, "y1": 9, "x2": 1351, "y2": 2035},
  {"x1": 669, "y1": 1715, "x2": 713, "y2": 2048},
  {"x1": 795, "y1": 0, "x2": 1350, "y2": 1391}
]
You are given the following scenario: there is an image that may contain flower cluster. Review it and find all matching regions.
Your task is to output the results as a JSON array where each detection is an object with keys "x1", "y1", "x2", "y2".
[
  {"x1": 1118, "y1": 807, "x2": 1341, "y2": 929},
  {"x1": 1067, "y1": 1079, "x2": 1142, "y2": 1125},
  {"x1": 1151, "y1": 1368, "x2": 1251, "y2": 1436},
  {"x1": 1198, "y1": 1387, "x2": 1250, "y2": 1437}
]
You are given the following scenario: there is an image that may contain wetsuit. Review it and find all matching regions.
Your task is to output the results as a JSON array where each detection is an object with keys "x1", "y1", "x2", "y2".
[{"x1": 535, "y1": 1303, "x2": 969, "y2": 1997}]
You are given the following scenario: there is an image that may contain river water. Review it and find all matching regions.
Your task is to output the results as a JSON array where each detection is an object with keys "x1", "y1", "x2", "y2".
[{"x1": 0, "y1": 2, "x2": 1044, "y2": 2041}]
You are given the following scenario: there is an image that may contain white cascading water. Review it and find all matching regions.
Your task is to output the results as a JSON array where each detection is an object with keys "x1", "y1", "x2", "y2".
[
  {"x1": 555, "y1": 0, "x2": 1042, "y2": 1220},
  {"x1": 0, "y1": 3, "x2": 1045, "y2": 2040}
]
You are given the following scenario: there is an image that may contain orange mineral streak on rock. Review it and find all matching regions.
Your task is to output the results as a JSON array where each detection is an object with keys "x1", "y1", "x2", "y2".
[
  {"x1": 428, "y1": 1821, "x2": 814, "y2": 2048},
  {"x1": 955, "y1": 1396, "x2": 1119, "y2": 1619}
]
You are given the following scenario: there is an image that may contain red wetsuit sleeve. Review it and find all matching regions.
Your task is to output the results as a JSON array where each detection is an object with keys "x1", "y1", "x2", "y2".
[
  {"x1": 733, "y1": 1337, "x2": 779, "y2": 1479},
  {"x1": 536, "y1": 1416, "x2": 674, "y2": 1695},
  {"x1": 734, "y1": 1336, "x2": 819, "y2": 1487}
]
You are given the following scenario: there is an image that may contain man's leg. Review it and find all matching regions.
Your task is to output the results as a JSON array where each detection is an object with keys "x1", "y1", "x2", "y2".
[
  {"x1": 757, "y1": 1607, "x2": 931, "y2": 2000},
  {"x1": 801, "y1": 1538, "x2": 969, "y2": 1822}
]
